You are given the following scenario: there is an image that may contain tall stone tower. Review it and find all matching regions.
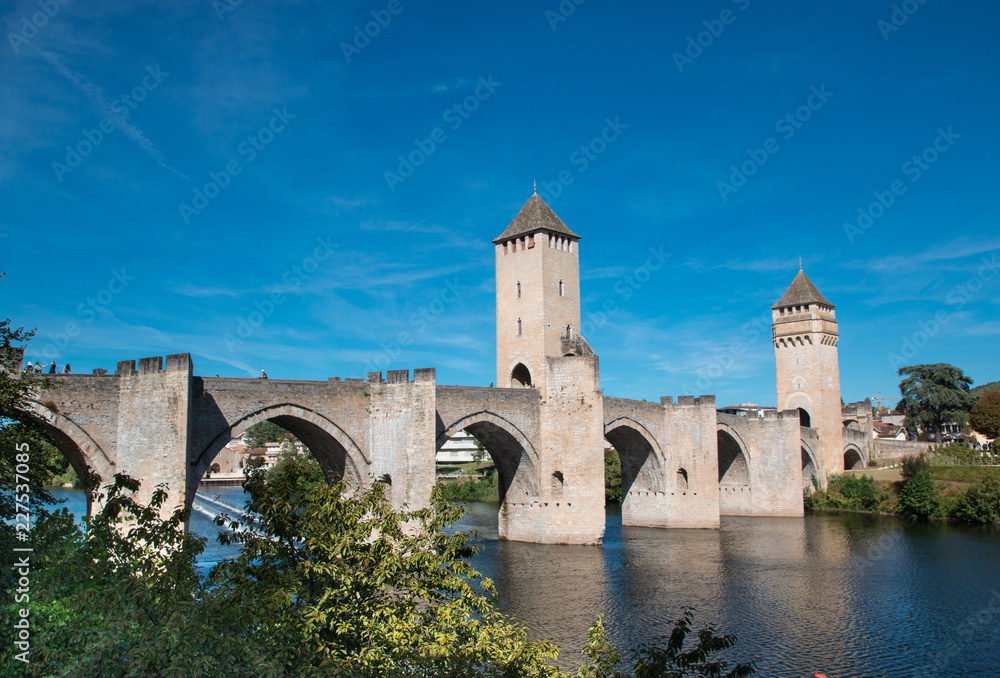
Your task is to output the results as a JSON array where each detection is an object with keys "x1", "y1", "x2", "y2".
[
  {"x1": 494, "y1": 192, "x2": 584, "y2": 397},
  {"x1": 492, "y1": 191, "x2": 605, "y2": 544},
  {"x1": 771, "y1": 267, "x2": 843, "y2": 481}
]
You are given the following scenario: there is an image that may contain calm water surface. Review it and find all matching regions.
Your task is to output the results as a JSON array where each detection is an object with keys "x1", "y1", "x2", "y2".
[{"x1": 50, "y1": 488, "x2": 1000, "y2": 677}]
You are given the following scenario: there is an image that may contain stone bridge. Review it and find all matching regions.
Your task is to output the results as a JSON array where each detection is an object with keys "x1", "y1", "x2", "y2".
[{"x1": 21, "y1": 352, "x2": 846, "y2": 544}]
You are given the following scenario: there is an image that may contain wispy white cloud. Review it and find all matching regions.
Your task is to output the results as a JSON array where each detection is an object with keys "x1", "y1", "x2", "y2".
[{"x1": 38, "y1": 50, "x2": 188, "y2": 180}]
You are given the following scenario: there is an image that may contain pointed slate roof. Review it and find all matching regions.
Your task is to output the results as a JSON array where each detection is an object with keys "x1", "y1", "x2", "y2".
[
  {"x1": 492, "y1": 194, "x2": 580, "y2": 244},
  {"x1": 772, "y1": 269, "x2": 834, "y2": 309}
]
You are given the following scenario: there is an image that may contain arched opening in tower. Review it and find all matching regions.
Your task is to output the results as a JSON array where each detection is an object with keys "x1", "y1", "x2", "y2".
[
  {"x1": 510, "y1": 363, "x2": 532, "y2": 388},
  {"x1": 798, "y1": 407, "x2": 811, "y2": 428}
]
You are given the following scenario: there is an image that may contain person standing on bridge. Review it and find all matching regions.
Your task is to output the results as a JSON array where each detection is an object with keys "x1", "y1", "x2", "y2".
[
  {"x1": 23, "y1": 361, "x2": 33, "y2": 374},
  {"x1": 48, "y1": 360, "x2": 57, "y2": 373},
  {"x1": 63, "y1": 364, "x2": 72, "y2": 374}
]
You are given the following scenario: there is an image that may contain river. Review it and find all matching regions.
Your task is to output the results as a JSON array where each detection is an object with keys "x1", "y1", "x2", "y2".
[{"x1": 48, "y1": 487, "x2": 1000, "y2": 677}]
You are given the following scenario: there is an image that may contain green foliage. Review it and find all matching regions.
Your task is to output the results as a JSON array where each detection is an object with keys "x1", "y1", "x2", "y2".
[
  {"x1": 10, "y1": 468, "x2": 761, "y2": 677},
  {"x1": 970, "y1": 380, "x2": 1000, "y2": 398},
  {"x1": 954, "y1": 477, "x2": 1000, "y2": 525},
  {"x1": 265, "y1": 445, "x2": 325, "y2": 490},
  {"x1": 576, "y1": 609, "x2": 757, "y2": 678},
  {"x1": 901, "y1": 453, "x2": 930, "y2": 480},
  {"x1": 898, "y1": 469, "x2": 940, "y2": 518},
  {"x1": 9, "y1": 474, "x2": 276, "y2": 677},
  {"x1": 438, "y1": 469, "x2": 499, "y2": 502},
  {"x1": 13, "y1": 471, "x2": 564, "y2": 676},
  {"x1": 969, "y1": 391, "x2": 1000, "y2": 441},
  {"x1": 928, "y1": 465, "x2": 1000, "y2": 484},
  {"x1": 472, "y1": 439, "x2": 489, "y2": 464},
  {"x1": 605, "y1": 449, "x2": 622, "y2": 504},
  {"x1": 931, "y1": 442, "x2": 983, "y2": 465},
  {"x1": 812, "y1": 474, "x2": 889, "y2": 512},
  {"x1": 243, "y1": 421, "x2": 295, "y2": 449},
  {"x1": 210, "y1": 465, "x2": 565, "y2": 676},
  {"x1": 897, "y1": 363, "x2": 977, "y2": 439}
]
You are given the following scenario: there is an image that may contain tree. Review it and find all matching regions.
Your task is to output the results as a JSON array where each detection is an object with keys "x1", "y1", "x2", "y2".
[
  {"x1": 954, "y1": 476, "x2": 1000, "y2": 525},
  {"x1": 2, "y1": 301, "x2": 92, "y2": 638},
  {"x1": 969, "y1": 391, "x2": 1000, "y2": 441},
  {"x1": 577, "y1": 610, "x2": 757, "y2": 678},
  {"x1": 243, "y1": 420, "x2": 295, "y2": 449},
  {"x1": 265, "y1": 444, "x2": 325, "y2": 490},
  {"x1": 11, "y1": 465, "x2": 759, "y2": 676},
  {"x1": 604, "y1": 449, "x2": 622, "y2": 504},
  {"x1": 899, "y1": 469, "x2": 940, "y2": 518},
  {"x1": 897, "y1": 363, "x2": 976, "y2": 440},
  {"x1": 472, "y1": 438, "x2": 489, "y2": 464}
]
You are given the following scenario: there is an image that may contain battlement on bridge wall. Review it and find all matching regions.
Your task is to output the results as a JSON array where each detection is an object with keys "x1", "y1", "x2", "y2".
[{"x1": 661, "y1": 395, "x2": 716, "y2": 410}]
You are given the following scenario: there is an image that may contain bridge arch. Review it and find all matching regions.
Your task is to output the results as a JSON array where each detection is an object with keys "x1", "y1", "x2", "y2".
[
  {"x1": 604, "y1": 417, "x2": 666, "y2": 495},
  {"x1": 843, "y1": 444, "x2": 866, "y2": 470},
  {"x1": 800, "y1": 437, "x2": 819, "y2": 489},
  {"x1": 437, "y1": 411, "x2": 540, "y2": 502},
  {"x1": 25, "y1": 400, "x2": 115, "y2": 482},
  {"x1": 190, "y1": 403, "x2": 369, "y2": 502},
  {"x1": 716, "y1": 424, "x2": 750, "y2": 486}
]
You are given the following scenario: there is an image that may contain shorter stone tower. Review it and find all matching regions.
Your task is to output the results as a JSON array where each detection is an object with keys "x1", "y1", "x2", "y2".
[{"x1": 772, "y1": 267, "x2": 843, "y2": 482}]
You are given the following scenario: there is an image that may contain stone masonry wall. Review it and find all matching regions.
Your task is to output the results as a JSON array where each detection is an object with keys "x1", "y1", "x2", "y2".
[
  {"x1": 365, "y1": 368, "x2": 437, "y2": 510},
  {"x1": 500, "y1": 354, "x2": 605, "y2": 544},
  {"x1": 661, "y1": 396, "x2": 720, "y2": 528},
  {"x1": 115, "y1": 353, "x2": 193, "y2": 515}
]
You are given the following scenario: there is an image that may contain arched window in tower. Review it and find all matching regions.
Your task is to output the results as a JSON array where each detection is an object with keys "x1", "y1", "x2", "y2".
[
  {"x1": 566, "y1": 325, "x2": 572, "y2": 339},
  {"x1": 516, "y1": 280, "x2": 521, "y2": 298},
  {"x1": 517, "y1": 318, "x2": 522, "y2": 336},
  {"x1": 510, "y1": 363, "x2": 532, "y2": 388},
  {"x1": 559, "y1": 279, "x2": 564, "y2": 296}
]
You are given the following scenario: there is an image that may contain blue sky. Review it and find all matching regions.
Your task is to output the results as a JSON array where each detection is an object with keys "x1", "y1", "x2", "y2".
[{"x1": 2, "y1": 0, "x2": 997, "y2": 407}]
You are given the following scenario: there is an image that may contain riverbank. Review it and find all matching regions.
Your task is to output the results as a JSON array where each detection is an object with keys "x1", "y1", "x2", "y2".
[{"x1": 807, "y1": 461, "x2": 1000, "y2": 525}]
